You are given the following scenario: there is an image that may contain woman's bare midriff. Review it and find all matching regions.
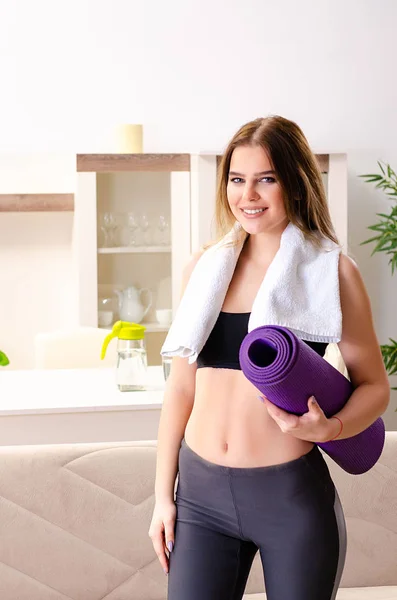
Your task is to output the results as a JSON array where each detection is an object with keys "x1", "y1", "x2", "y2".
[{"x1": 184, "y1": 367, "x2": 314, "y2": 468}]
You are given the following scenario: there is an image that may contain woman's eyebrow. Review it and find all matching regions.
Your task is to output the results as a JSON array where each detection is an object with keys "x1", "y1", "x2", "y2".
[{"x1": 229, "y1": 170, "x2": 276, "y2": 176}]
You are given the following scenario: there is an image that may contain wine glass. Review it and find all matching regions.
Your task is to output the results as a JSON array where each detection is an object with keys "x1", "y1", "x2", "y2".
[
  {"x1": 139, "y1": 213, "x2": 151, "y2": 246},
  {"x1": 100, "y1": 212, "x2": 117, "y2": 247},
  {"x1": 127, "y1": 212, "x2": 139, "y2": 246},
  {"x1": 157, "y1": 215, "x2": 170, "y2": 246}
]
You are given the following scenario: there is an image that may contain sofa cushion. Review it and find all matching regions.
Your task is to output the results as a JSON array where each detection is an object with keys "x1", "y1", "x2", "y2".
[
  {"x1": 243, "y1": 587, "x2": 397, "y2": 599},
  {"x1": 0, "y1": 441, "x2": 164, "y2": 600}
]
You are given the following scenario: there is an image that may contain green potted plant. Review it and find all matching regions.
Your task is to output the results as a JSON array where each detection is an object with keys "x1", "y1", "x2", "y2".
[
  {"x1": 360, "y1": 161, "x2": 397, "y2": 391},
  {"x1": 0, "y1": 351, "x2": 10, "y2": 366}
]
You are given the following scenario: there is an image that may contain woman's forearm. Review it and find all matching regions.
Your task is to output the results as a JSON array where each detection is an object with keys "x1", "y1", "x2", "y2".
[
  {"x1": 154, "y1": 387, "x2": 194, "y2": 502},
  {"x1": 324, "y1": 382, "x2": 390, "y2": 441}
]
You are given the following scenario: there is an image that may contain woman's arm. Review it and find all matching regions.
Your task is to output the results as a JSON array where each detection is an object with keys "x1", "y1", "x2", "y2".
[
  {"x1": 322, "y1": 253, "x2": 390, "y2": 440},
  {"x1": 260, "y1": 253, "x2": 390, "y2": 443},
  {"x1": 154, "y1": 251, "x2": 203, "y2": 502},
  {"x1": 154, "y1": 356, "x2": 197, "y2": 501},
  {"x1": 150, "y1": 360, "x2": 196, "y2": 574},
  {"x1": 149, "y1": 252, "x2": 204, "y2": 574}
]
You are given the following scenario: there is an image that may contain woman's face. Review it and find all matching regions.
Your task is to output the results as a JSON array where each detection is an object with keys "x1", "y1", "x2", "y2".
[{"x1": 227, "y1": 144, "x2": 289, "y2": 235}]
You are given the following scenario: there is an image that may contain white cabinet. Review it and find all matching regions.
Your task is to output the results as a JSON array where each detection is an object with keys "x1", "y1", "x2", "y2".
[
  {"x1": 72, "y1": 152, "x2": 347, "y2": 365},
  {"x1": 73, "y1": 154, "x2": 197, "y2": 365}
]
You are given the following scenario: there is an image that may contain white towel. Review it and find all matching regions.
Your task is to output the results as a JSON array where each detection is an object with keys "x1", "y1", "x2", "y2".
[{"x1": 161, "y1": 221, "x2": 342, "y2": 363}]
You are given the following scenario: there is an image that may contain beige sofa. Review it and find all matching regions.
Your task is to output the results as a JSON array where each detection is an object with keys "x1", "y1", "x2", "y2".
[{"x1": 0, "y1": 434, "x2": 396, "y2": 600}]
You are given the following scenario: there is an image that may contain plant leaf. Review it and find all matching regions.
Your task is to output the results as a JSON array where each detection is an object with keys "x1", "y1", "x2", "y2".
[
  {"x1": 0, "y1": 351, "x2": 10, "y2": 367},
  {"x1": 361, "y1": 175, "x2": 383, "y2": 183}
]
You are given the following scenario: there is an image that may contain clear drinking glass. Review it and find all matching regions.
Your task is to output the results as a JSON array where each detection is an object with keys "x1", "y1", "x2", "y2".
[
  {"x1": 157, "y1": 215, "x2": 170, "y2": 245},
  {"x1": 100, "y1": 212, "x2": 118, "y2": 247},
  {"x1": 162, "y1": 356, "x2": 172, "y2": 381},
  {"x1": 139, "y1": 213, "x2": 151, "y2": 246},
  {"x1": 127, "y1": 212, "x2": 139, "y2": 246}
]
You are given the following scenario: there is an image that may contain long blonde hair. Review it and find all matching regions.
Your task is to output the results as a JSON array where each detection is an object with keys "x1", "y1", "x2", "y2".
[{"x1": 212, "y1": 115, "x2": 339, "y2": 249}]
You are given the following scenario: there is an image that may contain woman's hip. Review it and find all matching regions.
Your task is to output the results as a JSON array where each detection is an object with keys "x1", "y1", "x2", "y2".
[{"x1": 176, "y1": 438, "x2": 340, "y2": 529}]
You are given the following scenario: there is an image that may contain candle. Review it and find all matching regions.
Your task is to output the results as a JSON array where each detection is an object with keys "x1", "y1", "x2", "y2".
[{"x1": 115, "y1": 124, "x2": 143, "y2": 153}]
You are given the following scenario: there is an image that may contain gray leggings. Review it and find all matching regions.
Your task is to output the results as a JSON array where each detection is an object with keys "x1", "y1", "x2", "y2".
[{"x1": 168, "y1": 439, "x2": 347, "y2": 600}]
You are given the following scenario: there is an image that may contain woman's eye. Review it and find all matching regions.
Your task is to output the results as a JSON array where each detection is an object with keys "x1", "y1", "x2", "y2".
[{"x1": 229, "y1": 176, "x2": 276, "y2": 184}]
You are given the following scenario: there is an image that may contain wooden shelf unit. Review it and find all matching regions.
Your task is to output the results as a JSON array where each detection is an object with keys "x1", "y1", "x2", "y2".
[
  {"x1": 0, "y1": 193, "x2": 74, "y2": 212},
  {"x1": 77, "y1": 153, "x2": 190, "y2": 173}
]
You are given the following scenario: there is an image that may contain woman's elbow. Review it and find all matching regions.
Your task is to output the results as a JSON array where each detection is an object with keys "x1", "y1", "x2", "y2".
[
  {"x1": 377, "y1": 379, "x2": 391, "y2": 414},
  {"x1": 382, "y1": 386, "x2": 391, "y2": 413}
]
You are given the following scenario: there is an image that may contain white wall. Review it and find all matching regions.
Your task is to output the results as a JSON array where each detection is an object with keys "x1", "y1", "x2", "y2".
[
  {"x1": 0, "y1": 153, "x2": 77, "y2": 370},
  {"x1": 0, "y1": 0, "x2": 396, "y2": 424},
  {"x1": 0, "y1": 212, "x2": 75, "y2": 367}
]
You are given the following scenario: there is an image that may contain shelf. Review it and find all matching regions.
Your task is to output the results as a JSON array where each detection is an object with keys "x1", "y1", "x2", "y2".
[
  {"x1": 0, "y1": 193, "x2": 74, "y2": 212},
  {"x1": 77, "y1": 153, "x2": 190, "y2": 173},
  {"x1": 98, "y1": 246, "x2": 171, "y2": 254}
]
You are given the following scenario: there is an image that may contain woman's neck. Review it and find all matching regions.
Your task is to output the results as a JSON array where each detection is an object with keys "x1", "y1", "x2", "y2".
[{"x1": 242, "y1": 221, "x2": 290, "y2": 267}]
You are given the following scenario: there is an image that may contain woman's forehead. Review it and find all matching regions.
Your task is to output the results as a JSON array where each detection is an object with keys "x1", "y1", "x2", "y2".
[{"x1": 229, "y1": 145, "x2": 272, "y2": 173}]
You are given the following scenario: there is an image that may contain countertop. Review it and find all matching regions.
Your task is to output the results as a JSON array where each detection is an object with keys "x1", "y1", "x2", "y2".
[{"x1": 0, "y1": 366, "x2": 165, "y2": 416}]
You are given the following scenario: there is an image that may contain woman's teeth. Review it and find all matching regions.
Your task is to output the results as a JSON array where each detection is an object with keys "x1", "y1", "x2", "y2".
[{"x1": 242, "y1": 208, "x2": 266, "y2": 214}]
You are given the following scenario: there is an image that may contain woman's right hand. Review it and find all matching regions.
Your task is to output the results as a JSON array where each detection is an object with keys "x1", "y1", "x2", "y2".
[{"x1": 148, "y1": 499, "x2": 177, "y2": 574}]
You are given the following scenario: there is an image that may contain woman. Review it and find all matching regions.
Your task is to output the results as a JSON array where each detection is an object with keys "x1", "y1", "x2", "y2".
[{"x1": 149, "y1": 116, "x2": 390, "y2": 600}]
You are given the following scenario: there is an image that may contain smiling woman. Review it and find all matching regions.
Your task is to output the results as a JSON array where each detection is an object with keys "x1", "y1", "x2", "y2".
[{"x1": 150, "y1": 115, "x2": 390, "y2": 600}]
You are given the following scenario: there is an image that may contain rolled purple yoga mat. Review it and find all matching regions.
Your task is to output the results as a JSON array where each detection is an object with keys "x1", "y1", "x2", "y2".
[{"x1": 239, "y1": 325, "x2": 385, "y2": 475}]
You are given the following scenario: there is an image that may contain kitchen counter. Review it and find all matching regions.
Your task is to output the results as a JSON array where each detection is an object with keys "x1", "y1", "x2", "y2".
[
  {"x1": 0, "y1": 366, "x2": 165, "y2": 415},
  {"x1": 0, "y1": 367, "x2": 165, "y2": 445}
]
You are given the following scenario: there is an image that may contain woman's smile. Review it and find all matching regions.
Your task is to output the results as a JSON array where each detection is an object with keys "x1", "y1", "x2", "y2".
[{"x1": 240, "y1": 207, "x2": 269, "y2": 218}]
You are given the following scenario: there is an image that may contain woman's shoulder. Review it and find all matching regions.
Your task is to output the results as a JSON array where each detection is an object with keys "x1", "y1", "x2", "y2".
[
  {"x1": 338, "y1": 253, "x2": 368, "y2": 305},
  {"x1": 183, "y1": 248, "x2": 205, "y2": 276},
  {"x1": 338, "y1": 253, "x2": 360, "y2": 280},
  {"x1": 180, "y1": 248, "x2": 206, "y2": 295}
]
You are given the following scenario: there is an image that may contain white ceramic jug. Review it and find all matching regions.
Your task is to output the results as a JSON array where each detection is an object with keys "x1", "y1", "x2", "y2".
[{"x1": 116, "y1": 286, "x2": 153, "y2": 323}]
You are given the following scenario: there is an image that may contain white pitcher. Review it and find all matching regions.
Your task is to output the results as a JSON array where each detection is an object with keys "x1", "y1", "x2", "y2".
[{"x1": 116, "y1": 286, "x2": 153, "y2": 323}]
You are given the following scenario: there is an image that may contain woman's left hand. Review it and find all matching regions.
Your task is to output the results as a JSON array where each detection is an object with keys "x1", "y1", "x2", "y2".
[{"x1": 259, "y1": 395, "x2": 339, "y2": 443}]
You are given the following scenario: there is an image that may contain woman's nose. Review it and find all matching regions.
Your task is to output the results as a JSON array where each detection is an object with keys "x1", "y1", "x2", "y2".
[{"x1": 242, "y1": 183, "x2": 260, "y2": 202}]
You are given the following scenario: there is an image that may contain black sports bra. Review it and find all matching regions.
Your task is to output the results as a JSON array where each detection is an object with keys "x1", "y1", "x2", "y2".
[{"x1": 196, "y1": 312, "x2": 328, "y2": 370}]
